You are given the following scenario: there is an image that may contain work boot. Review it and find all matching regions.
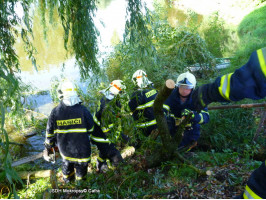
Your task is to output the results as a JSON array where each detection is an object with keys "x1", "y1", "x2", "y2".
[
  {"x1": 109, "y1": 150, "x2": 123, "y2": 167},
  {"x1": 96, "y1": 158, "x2": 108, "y2": 173}
]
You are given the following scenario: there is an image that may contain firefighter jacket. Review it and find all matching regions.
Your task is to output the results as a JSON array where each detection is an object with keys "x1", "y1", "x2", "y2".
[
  {"x1": 199, "y1": 48, "x2": 266, "y2": 105},
  {"x1": 90, "y1": 96, "x2": 122, "y2": 158},
  {"x1": 45, "y1": 101, "x2": 94, "y2": 163},
  {"x1": 164, "y1": 88, "x2": 209, "y2": 146},
  {"x1": 128, "y1": 87, "x2": 158, "y2": 136},
  {"x1": 197, "y1": 48, "x2": 266, "y2": 199}
]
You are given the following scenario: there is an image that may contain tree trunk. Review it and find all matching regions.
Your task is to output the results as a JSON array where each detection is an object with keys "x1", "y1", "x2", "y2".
[
  {"x1": 146, "y1": 80, "x2": 188, "y2": 168},
  {"x1": 145, "y1": 79, "x2": 205, "y2": 176},
  {"x1": 153, "y1": 79, "x2": 175, "y2": 150}
]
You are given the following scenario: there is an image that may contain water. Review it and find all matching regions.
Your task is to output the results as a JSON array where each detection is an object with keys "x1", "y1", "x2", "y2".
[{"x1": 13, "y1": 0, "x2": 132, "y2": 163}]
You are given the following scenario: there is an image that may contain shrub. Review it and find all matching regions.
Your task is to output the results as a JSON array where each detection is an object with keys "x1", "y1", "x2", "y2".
[
  {"x1": 231, "y1": 5, "x2": 266, "y2": 66},
  {"x1": 201, "y1": 12, "x2": 230, "y2": 58}
]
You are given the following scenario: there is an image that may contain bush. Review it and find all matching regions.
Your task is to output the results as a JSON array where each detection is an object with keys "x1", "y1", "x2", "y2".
[
  {"x1": 231, "y1": 4, "x2": 266, "y2": 66},
  {"x1": 201, "y1": 12, "x2": 230, "y2": 58}
]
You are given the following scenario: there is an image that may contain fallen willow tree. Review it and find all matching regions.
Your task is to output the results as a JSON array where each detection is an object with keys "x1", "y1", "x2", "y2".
[{"x1": 143, "y1": 80, "x2": 205, "y2": 175}]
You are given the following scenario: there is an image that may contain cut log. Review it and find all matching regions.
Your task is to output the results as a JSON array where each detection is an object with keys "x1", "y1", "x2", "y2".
[
  {"x1": 18, "y1": 170, "x2": 52, "y2": 179},
  {"x1": 121, "y1": 146, "x2": 135, "y2": 159},
  {"x1": 24, "y1": 132, "x2": 37, "y2": 138}
]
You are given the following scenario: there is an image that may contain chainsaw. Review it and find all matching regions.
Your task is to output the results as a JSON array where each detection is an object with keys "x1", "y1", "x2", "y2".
[{"x1": 11, "y1": 147, "x2": 57, "y2": 167}]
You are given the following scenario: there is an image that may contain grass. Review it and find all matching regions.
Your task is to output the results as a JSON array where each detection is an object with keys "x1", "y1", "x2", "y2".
[
  {"x1": 2, "y1": 148, "x2": 262, "y2": 199},
  {"x1": 231, "y1": 4, "x2": 266, "y2": 66}
]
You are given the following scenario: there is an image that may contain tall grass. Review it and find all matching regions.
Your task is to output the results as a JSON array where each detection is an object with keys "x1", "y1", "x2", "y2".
[{"x1": 231, "y1": 4, "x2": 266, "y2": 66}]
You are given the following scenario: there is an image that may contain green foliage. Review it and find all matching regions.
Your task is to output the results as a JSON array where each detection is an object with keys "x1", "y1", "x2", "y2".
[
  {"x1": 18, "y1": 178, "x2": 50, "y2": 199},
  {"x1": 200, "y1": 107, "x2": 258, "y2": 153},
  {"x1": 105, "y1": 3, "x2": 216, "y2": 88},
  {"x1": 154, "y1": 22, "x2": 216, "y2": 78},
  {"x1": 231, "y1": 4, "x2": 266, "y2": 66},
  {"x1": 238, "y1": 5, "x2": 266, "y2": 39},
  {"x1": 50, "y1": 76, "x2": 61, "y2": 103},
  {"x1": 38, "y1": 0, "x2": 100, "y2": 79},
  {"x1": 194, "y1": 151, "x2": 240, "y2": 166},
  {"x1": 0, "y1": 0, "x2": 34, "y2": 195},
  {"x1": 201, "y1": 12, "x2": 230, "y2": 58},
  {"x1": 168, "y1": 165, "x2": 197, "y2": 181}
]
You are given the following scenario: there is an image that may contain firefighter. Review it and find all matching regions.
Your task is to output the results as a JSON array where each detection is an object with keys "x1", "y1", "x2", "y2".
[
  {"x1": 192, "y1": 47, "x2": 266, "y2": 199},
  {"x1": 164, "y1": 72, "x2": 210, "y2": 148},
  {"x1": 90, "y1": 80, "x2": 125, "y2": 172},
  {"x1": 128, "y1": 70, "x2": 158, "y2": 138},
  {"x1": 44, "y1": 80, "x2": 94, "y2": 183}
]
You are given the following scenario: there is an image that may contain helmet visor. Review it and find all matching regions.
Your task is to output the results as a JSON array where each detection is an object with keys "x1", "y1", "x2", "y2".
[
  {"x1": 176, "y1": 77, "x2": 194, "y2": 89},
  {"x1": 178, "y1": 84, "x2": 194, "y2": 89}
]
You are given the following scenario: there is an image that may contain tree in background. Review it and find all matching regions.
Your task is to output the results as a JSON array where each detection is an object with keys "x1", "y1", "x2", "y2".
[{"x1": 0, "y1": 0, "x2": 149, "y2": 196}]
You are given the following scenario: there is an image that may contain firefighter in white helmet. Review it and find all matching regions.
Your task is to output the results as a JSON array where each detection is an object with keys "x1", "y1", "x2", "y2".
[
  {"x1": 131, "y1": 70, "x2": 153, "y2": 89},
  {"x1": 44, "y1": 79, "x2": 94, "y2": 183},
  {"x1": 128, "y1": 70, "x2": 159, "y2": 146},
  {"x1": 90, "y1": 80, "x2": 126, "y2": 172},
  {"x1": 164, "y1": 72, "x2": 209, "y2": 149}
]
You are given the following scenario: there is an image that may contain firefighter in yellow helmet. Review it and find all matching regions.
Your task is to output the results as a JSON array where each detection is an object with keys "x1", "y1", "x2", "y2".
[{"x1": 44, "y1": 79, "x2": 94, "y2": 183}]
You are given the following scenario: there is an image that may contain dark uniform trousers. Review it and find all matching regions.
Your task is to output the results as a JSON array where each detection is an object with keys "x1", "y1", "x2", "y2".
[
  {"x1": 62, "y1": 161, "x2": 88, "y2": 182},
  {"x1": 90, "y1": 97, "x2": 123, "y2": 170}
]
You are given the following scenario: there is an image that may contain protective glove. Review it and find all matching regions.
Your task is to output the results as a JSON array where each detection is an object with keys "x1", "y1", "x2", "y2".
[
  {"x1": 181, "y1": 109, "x2": 202, "y2": 124},
  {"x1": 181, "y1": 109, "x2": 195, "y2": 119},
  {"x1": 96, "y1": 157, "x2": 109, "y2": 173},
  {"x1": 43, "y1": 147, "x2": 55, "y2": 163},
  {"x1": 109, "y1": 150, "x2": 123, "y2": 167}
]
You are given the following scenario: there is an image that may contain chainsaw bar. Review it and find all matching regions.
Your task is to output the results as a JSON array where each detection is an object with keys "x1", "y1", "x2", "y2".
[{"x1": 11, "y1": 152, "x2": 44, "y2": 167}]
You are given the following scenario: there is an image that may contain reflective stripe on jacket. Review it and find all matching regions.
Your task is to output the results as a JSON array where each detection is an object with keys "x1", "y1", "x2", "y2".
[
  {"x1": 91, "y1": 97, "x2": 121, "y2": 143},
  {"x1": 205, "y1": 47, "x2": 266, "y2": 103},
  {"x1": 128, "y1": 88, "x2": 158, "y2": 136},
  {"x1": 164, "y1": 88, "x2": 209, "y2": 140},
  {"x1": 243, "y1": 161, "x2": 266, "y2": 199},
  {"x1": 45, "y1": 101, "x2": 94, "y2": 163}
]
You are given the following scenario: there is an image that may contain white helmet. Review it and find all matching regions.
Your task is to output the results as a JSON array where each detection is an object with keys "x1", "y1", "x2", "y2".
[
  {"x1": 58, "y1": 79, "x2": 81, "y2": 106},
  {"x1": 109, "y1": 80, "x2": 125, "y2": 95},
  {"x1": 100, "y1": 80, "x2": 126, "y2": 100},
  {"x1": 132, "y1": 69, "x2": 152, "y2": 88},
  {"x1": 176, "y1": 72, "x2": 196, "y2": 89}
]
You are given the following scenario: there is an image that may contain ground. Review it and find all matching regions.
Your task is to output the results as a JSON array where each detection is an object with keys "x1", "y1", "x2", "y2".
[{"x1": 4, "y1": 148, "x2": 261, "y2": 199}]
